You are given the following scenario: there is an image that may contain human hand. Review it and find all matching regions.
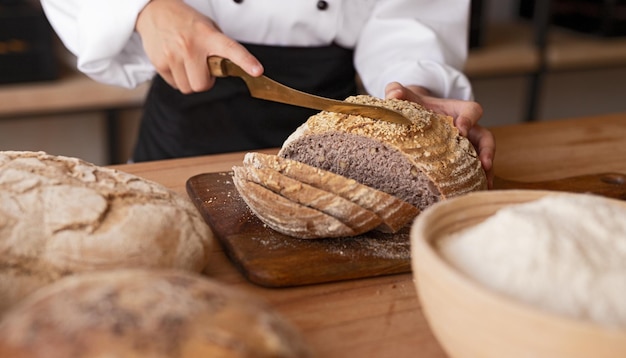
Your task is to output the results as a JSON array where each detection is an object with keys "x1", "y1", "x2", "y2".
[
  {"x1": 135, "y1": 0, "x2": 263, "y2": 93},
  {"x1": 385, "y1": 82, "x2": 495, "y2": 188}
]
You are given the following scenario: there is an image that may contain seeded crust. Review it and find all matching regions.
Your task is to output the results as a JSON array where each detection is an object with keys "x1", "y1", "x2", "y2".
[
  {"x1": 0, "y1": 151, "x2": 214, "y2": 316},
  {"x1": 278, "y1": 95, "x2": 488, "y2": 210},
  {"x1": 243, "y1": 152, "x2": 419, "y2": 233},
  {"x1": 0, "y1": 269, "x2": 312, "y2": 358}
]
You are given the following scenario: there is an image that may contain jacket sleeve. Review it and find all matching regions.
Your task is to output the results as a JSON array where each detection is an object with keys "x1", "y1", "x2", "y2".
[
  {"x1": 41, "y1": 0, "x2": 155, "y2": 88},
  {"x1": 354, "y1": 0, "x2": 473, "y2": 100}
]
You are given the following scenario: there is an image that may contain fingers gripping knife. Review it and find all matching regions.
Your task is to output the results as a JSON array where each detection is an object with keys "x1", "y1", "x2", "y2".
[{"x1": 207, "y1": 56, "x2": 412, "y2": 126}]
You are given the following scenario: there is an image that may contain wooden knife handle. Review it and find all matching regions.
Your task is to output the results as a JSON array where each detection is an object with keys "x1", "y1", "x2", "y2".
[
  {"x1": 493, "y1": 173, "x2": 626, "y2": 200},
  {"x1": 207, "y1": 56, "x2": 229, "y2": 77}
]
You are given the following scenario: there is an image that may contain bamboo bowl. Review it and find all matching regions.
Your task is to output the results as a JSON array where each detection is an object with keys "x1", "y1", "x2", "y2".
[{"x1": 410, "y1": 190, "x2": 626, "y2": 358}]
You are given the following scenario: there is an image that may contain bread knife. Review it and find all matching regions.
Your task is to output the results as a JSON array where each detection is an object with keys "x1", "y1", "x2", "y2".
[{"x1": 207, "y1": 56, "x2": 412, "y2": 126}]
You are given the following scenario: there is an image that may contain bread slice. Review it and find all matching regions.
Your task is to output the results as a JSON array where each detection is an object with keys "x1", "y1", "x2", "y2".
[
  {"x1": 278, "y1": 95, "x2": 488, "y2": 211},
  {"x1": 243, "y1": 152, "x2": 419, "y2": 233},
  {"x1": 232, "y1": 167, "x2": 357, "y2": 239},
  {"x1": 234, "y1": 164, "x2": 382, "y2": 234}
]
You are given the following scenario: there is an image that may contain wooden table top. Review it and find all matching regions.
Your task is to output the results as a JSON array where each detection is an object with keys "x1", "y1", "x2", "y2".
[{"x1": 110, "y1": 113, "x2": 626, "y2": 358}]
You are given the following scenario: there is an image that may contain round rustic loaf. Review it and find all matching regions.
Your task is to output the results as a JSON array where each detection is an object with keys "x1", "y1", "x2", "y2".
[
  {"x1": 278, "y1": 95, "x2": 488, "y2": 211},
  {"x1": 0, "y1": 269, "x2": 312, "y2": 358},
  {"x1": 0, "y1": 151, "x2": 214, "y2": 315}
]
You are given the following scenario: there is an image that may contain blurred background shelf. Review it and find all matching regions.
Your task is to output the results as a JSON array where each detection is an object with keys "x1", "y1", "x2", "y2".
[
  {"x1": 465, "y1": 21, "x2": 540, "y2": 78},
  {"x1": 468, "y1": 0, "x2": 626, "y2": 127},
  {"x1": 0, "y1": 65, "x2": 149, "y2": 165},
  {"x1": 2, "y1": 0, "x2": 626, "y2": 165},
  {"x1": 6, "y1": 20, "x2": 623, "y2": 117},
  {"x1": 547, "y1": 28, "x2": 626, "y2": 71},
  {"x1": 466, "y1": 20, "x2": 626, "y2": 76},
  {"x1": 0, "y1": 66, "x2": 148, "y2": 118}
]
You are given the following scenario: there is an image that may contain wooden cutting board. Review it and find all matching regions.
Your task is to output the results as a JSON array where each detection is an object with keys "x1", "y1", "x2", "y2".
[
  {"x1": 186, "y1": 172, "x2": 410, "y2": 288},
  {"x1": 186, "y1": 171, "x2": 626, "y2": 288}
]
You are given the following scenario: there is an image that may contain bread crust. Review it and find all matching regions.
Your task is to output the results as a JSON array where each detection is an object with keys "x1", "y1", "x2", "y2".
[
  {"x1": 0, "y1": 269, "x2": 312, "y2": 358},
  {"x1": 279, "y1": 95, "x2": 488, "y2": 207},
  {"x1": 0, "y1": 151, "x2": 214, "y2": 315},
  {"x1": 233, "y1": 96, "x2": 486, "y2": 239}
]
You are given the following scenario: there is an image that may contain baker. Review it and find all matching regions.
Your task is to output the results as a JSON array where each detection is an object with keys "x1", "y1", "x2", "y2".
[{"x1": 40, "y1": 0, "x2": 494, "y2": 184}]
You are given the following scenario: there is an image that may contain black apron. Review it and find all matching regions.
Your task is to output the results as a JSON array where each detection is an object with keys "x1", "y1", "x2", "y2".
[{"x1": 132, "y1": 43, "x2": 357, "y2": 162}]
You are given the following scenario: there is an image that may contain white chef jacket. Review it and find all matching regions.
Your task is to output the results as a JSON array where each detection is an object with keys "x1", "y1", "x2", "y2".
[{"x1": 40, "y1": 0, "x2": 473, "y2": 100}]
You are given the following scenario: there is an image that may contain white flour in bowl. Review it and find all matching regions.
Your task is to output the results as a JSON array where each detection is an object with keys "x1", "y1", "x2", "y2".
[{"x1": 437, "y1": 193, "x2": 626, "y2": 328}]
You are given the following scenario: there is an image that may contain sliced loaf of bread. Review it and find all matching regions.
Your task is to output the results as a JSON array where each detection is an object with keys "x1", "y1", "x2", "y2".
[
  {"x1": 233, "y1": 95, "x2": 487, "y2": 239},
  {"x1": 242, "y1": 152, "x2": 419, "y2": 233},
  {"x1": 232, "y1": 167, "x2": 358, "y2": 239},
  {"x1": 278, "y1": 95, "x2": 488, "y2": 211}
]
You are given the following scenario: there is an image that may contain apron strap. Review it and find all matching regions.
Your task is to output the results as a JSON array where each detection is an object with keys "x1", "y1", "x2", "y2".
[{"x1": 133, "y1": 43, "x2": 357, "y2": 162}]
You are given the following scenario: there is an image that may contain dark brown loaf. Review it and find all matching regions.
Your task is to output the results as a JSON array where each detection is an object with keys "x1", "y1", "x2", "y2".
[
  {"x1": 0, "y1": 269, "x2": 312, "y2": 358},
  {"x1": 0, "y1": 151, "x2": 214, "y2": 315},
  {"x1": 278, "y1": 95, "x2": 488, "y2": 211}
]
